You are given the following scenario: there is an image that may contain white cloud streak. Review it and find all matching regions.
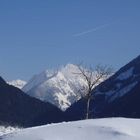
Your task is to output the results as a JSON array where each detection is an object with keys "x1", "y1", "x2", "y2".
[{"x1": 73, "y1": 22, "x2": 112, "y2": 37}]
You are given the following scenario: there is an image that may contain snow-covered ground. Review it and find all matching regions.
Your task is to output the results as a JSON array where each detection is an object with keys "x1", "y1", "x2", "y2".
[
  {"x1": 1, "y1": 118, "x2": 140, "y2": 140},
  {"x1": 0, "y1": 126, "x2": 20, "y2": 137}
]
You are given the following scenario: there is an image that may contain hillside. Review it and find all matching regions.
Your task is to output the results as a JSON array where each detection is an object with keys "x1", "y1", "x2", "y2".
[
  {"x1": 66, "y1": 55, "x2": 140, "y2": 120},
  {"x1": 0, "y1": 77, "x2": 64, "y2": 127}
]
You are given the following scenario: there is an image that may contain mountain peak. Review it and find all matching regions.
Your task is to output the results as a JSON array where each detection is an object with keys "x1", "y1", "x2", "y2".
[
  {"x1": 22, "y1": 64, "x2": 87, "y2": 111},
  {"x1": 63, "y1": 63, "x2": 78, "y2": 69},
  {"x1": 22, "y1": 63, "x2": 106, "y2": 111}
]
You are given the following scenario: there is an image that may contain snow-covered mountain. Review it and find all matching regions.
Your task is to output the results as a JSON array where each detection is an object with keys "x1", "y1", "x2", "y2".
[
  {"x1": 23, "y1": 64, "x2": 88, "y2": 111},
  {"x1": 7, "y1": 80, "x2": 26, "y2": 89},
  {"x1": 1, "y1": 118, "x2": 140, "y2": 140}
]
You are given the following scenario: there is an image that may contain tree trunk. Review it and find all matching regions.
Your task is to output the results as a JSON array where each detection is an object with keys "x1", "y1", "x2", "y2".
[{"x1": 86, "y1": 98, "x2": 90, "y2": 119}]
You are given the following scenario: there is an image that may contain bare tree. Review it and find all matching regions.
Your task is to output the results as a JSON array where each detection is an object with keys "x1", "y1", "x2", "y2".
[{"x1": 76, "y1": 64, "x2": 112, "y2": 119}]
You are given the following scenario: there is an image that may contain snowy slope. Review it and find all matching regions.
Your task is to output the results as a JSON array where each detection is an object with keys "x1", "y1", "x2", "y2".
[
  {"x1": 23, "y1": 64, "x2": 91, "y2": 110},
  {"x1": 96, "y1": 66, "x2": 138, "y2": 102},
  {"x1": 1, "y1": 118, "x2": 140, "y2": 140},
  {"x1": 7, "y1": 80, "x2": 26, "y2": 89},
  {"x1": 94, "y1": 55, "x2": 140, "y2": 103},
  {"x1": 0, "y1": 126, "x2": 20, "y2": 137}
]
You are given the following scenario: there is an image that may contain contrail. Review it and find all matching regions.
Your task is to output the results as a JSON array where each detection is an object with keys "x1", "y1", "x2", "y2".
[{"x1": 73, "y1": 22, "x2": 112, "y2": 37}]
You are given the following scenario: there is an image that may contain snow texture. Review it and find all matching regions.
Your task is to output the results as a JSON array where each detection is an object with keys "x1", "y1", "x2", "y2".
[
  {"x1": 7, "y1": 80, "x2": 27, "y2": 89},
  {"x1": 1, "y1": 118, "x2": 140, "y2": 140},
  {"x1": 96, "y1": 66, "x2": 137, "y2": 102},
  {"x1": 117, "y1": 67, "x2": 134, "y2": 81},
  {"x1": 109, "y1": 81, "x2": 138, "y2": 101},
  {"x1": 0, "y1": 126, "x2": 20, "y2": 136}
]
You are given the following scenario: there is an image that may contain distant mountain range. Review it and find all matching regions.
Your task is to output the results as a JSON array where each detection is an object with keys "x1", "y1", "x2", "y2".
[
  {"x1": 8, "y1": 64, "x2": 106, "y2": 111},
  {"x1": 0, "y1": 77, "x2": 64, "y2": 127},
  {"x1": 66, "y1": 55, "x2": 140, "y2": 120}
]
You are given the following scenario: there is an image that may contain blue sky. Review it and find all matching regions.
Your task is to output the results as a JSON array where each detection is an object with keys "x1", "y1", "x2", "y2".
[{"x1": 0, "y1": 0, "x2": 140, "y2": 81}]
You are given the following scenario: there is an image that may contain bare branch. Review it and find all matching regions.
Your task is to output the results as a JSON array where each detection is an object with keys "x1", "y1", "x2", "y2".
[{"x1": 74, "y1": 63, "x2": 113, "y2": 119}]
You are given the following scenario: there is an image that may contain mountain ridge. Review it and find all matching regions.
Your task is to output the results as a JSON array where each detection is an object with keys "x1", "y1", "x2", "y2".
[{"x1": 7, "y1": 79, "x2": 27, "y2": 89}]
